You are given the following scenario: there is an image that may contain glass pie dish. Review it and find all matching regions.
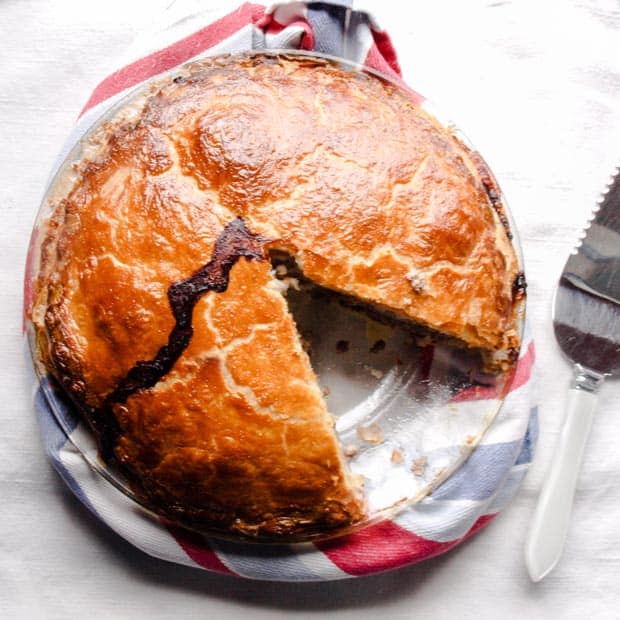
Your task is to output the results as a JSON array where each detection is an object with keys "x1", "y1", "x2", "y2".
[{"x1": 24, "y1": 50, "x2": 527, "y2": 543}]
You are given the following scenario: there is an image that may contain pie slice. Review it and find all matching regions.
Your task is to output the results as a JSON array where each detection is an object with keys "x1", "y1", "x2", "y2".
[{"x1": 31, "y1": 53, "x2": 523, "y2": 539}]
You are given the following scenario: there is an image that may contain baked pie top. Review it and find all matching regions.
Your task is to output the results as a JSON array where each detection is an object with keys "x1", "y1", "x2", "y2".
[{"x1": 31, "y1": 53, "x2": 523, "y2": 538}]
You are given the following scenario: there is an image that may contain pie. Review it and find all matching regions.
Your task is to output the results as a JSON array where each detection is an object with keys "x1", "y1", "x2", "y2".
[{"x1": 30, "y1": 53, "x2": 524, "y2": 539}]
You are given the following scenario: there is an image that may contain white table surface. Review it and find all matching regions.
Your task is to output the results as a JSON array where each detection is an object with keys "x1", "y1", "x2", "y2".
[{"x1": 2, "y1": 1, "x2": 620, "y2": 618}]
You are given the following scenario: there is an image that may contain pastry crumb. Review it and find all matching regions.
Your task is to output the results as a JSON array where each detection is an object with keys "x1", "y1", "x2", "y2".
[
  {"x1": 414, "y1": 333, "x2": 433, "y2": 347},
  {"x1": 465, "y1": 434, "x2": 476, "y2": 446},
  {"x1": 287, "y1": 277, "x2": 300, "y2": 291},
  {"x1": 363, "y1": 364, "x2": 384, "y2": 379},
  {"x1": 357, "y1": 424, "x2": 384, "y2": 444},
  {"x1": 300, "y1": 333, "x2": 313, "y2": 354},
  {"x1": 267, "y1": 274, "x2": 299, "y2": 294},
  {"x1": 406, "y1": 271, "x2": 425, "y2": 293},
  {"x1": 391, "y1": 449, "x2": 404, "y2": 464},
  {"x1": 411, "y1": 456, "x2": 428, "y2": 477},
  {"x1": 322, "y1": 385, "x2": 331, "y2": 397},
  {"x1": 343, "y1": 443, "x2": 360, "y2": 457}
]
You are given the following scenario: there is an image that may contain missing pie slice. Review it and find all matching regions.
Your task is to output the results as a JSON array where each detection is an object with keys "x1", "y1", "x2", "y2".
[{"x1": 30, "y1": 53, "x2": 523, "y2": 539}]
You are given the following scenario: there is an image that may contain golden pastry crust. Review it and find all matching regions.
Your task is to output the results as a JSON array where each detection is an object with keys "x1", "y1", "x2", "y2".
[{"x1": 31, "y1": 53, "x2": 522, "y2": 538}]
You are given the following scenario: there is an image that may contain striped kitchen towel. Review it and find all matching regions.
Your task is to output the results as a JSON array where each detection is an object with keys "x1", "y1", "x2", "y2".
[{"x1": 28, "y1": 1, "x2": 537, "y2": 581}]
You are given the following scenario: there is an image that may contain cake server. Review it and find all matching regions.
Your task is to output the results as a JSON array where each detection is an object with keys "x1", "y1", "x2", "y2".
[{"x1": 525, "y1": 167, "x2": 620, "y2": 582}]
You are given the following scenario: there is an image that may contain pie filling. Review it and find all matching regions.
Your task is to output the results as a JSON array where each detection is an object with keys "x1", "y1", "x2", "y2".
[{"x1": 268, "y1": 247, "x2": 521, "y2": 369}]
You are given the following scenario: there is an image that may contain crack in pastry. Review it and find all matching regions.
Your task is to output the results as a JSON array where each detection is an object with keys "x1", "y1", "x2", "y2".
[
  {"x1": 83, "y1": 218, "x2": 268, "y2": 460},
  {"x1": 106, "y1": 217, "x2": 267, "y2": 405}
]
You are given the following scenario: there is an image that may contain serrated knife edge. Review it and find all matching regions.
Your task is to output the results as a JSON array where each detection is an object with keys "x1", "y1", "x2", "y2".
[{"x1": 563, "y1": 167, "x2": 620, "y2": 304}]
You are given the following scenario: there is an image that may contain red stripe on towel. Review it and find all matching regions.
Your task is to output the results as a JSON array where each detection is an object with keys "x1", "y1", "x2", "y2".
[
  {"x1": 316, "y1": 514, "x2": 496, "y2": 576},
  {"x1": 451, "y1": 340, "x2": 535, "y2": 403},
  {"x1": 80, "y1": 2, "x2": 266, "y2": 115},
  {"x1": 167, "y1": 524, "x2": 237, "y2": 576}
]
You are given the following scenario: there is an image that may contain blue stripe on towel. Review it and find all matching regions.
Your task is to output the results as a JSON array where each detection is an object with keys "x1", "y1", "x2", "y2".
[
  {"x1": 35, "y1": 379, "x2": 98, "y2": 515},
  {"x1": 430, "y1": 441, "x2": 521, "y2": 501},
  {"x1": 208, "y1": 538, "x2": 323, "y2": 581},
  {"x1": 307, "y1": 2, "x2": 350, "y2": 57},
  {"x1": 515, "y1": 407, "x2": 538, "y2": 466},
  {"x1": 430, "y1": 407, "x2": 537, "y2": 501}
]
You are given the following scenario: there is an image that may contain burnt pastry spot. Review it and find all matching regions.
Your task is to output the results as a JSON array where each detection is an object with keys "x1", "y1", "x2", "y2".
[
  {"x1": 513, "y1": 271, "x2": 527, "y2": 300},
  {"x1": 93, "y1": 218, "x2": 267, "y2": 458},
  {"x1": 465, "y1": 150, "x2": 513, "y2": 240},
  {"x1": 109, "y1": 217, "x2": 267, "y2": 404},
  {"x1": 481, "y1": 179, "x2": 511, "y2": 239}
]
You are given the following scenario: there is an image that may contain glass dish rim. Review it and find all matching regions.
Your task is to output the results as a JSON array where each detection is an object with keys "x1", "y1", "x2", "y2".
[{"x1": 25, "y1": 48, "x2": 528, "y2": 544}]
